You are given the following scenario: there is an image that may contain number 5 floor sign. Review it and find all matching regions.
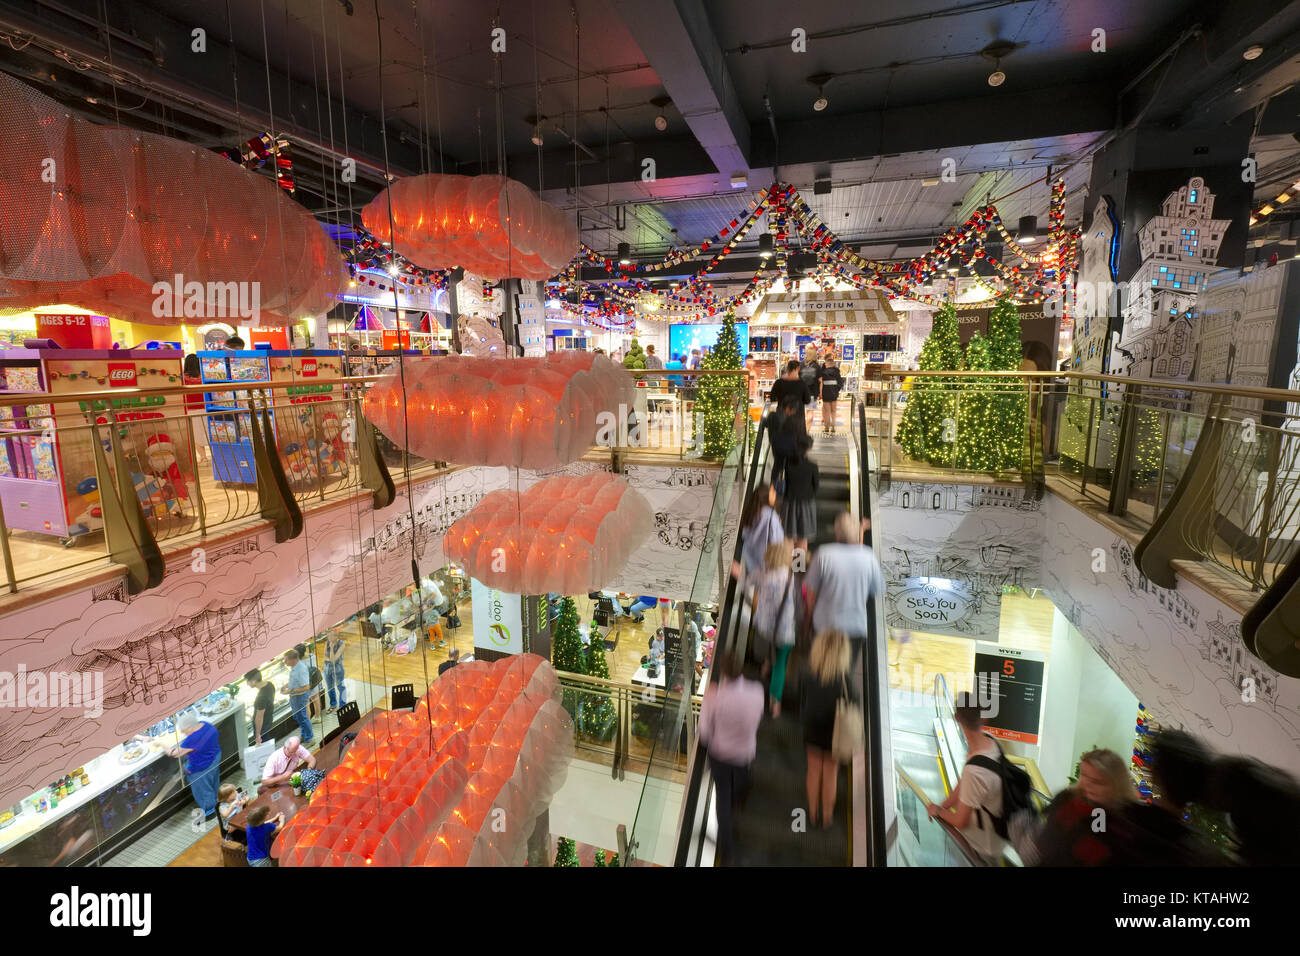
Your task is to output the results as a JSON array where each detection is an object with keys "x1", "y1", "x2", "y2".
[{"x1": 973, "y1": 643, "x2": 1046, "y2": 745}]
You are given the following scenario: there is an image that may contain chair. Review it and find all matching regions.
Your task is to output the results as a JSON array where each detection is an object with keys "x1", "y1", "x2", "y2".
[
  {"x1": 390, "y1": 683, "x2": 416, "y2": 711},
  {"x1": 336, "y1": 701, "x2": 360, "y2": 729},
  {"x1": 221, "y1": 840, "x2": 250, "y2": 867}
]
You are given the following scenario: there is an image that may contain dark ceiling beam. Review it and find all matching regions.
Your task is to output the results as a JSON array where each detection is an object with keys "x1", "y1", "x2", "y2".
[
  {"x1": 0, "y1": 0, "x2": 441, "y2": 183},
  {"x1": 757, "y1": 82, "x2": 1117, "y2": 169},
  {"x1": 1152, "y1": 0, "x2": 1300, "y2": 131},
  {"x1": 610, "y1": 0, "x2": 754, "y2": 180}
]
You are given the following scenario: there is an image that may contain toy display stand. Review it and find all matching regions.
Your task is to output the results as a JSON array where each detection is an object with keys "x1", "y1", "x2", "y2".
[
  {"x1": 0, "y1": 347, "x2": 188, "y2": 545},
  {"x1": 198, "y1": 349, "x2": 346, "y2": 487}
]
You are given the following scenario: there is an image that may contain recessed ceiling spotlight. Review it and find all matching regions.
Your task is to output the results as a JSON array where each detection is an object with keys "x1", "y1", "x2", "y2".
[{"x1": 1243, "y1": 44, "x2": 1264, "y2": 60}]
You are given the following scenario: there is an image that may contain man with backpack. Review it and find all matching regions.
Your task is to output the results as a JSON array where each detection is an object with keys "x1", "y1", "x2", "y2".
[{"x1": 927, "y1": 695, "x2": 1032, "y2": 863}]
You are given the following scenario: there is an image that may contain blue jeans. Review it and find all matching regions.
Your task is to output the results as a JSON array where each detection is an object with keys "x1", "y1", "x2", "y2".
[
  {"x1": 290, "y1": 694, "x2": 314, "y2": 743},
  {"x1": 187, "y1": 760, "x2": 221, "y2": 817},
  {"x1": 627, "y1": 599, "x2": 655, "y2": 617},
  {"x1": 324, "y1": 660, "x2": 347, "y2": 708}
]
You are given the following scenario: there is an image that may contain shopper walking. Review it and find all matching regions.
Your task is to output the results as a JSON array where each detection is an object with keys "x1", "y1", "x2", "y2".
[
  {"x1": 323, "y1": 633, "x2": 347, "y2": 712},
  {"x1": 280, "y1": 648, "x2": 315, "y2": 745},
  {"x1": 926, "y1": 696, "x2": 1010, "y2": 864},
  {"x1": 804, "y1": 511, "x2": 885, "y2": 677},
  {"x1": 768, "y1": 360, "x2": 812, "y2": 430},
  {"x1": 1015, "y1": 748, "x2": 1134, "y2": 866},
  {"x1": 765, "y1": 396, "x2": 802, "y2": 493},
  {"x1": 818, "y1": 356, "x2": 844, "y2": 435},
  {"x1": 169, "y1": 713, "x2": 221, "y2": 822},
  {"x1": 244, "y1": 668, "x2": 276, "y2": 745},
  {"x1": 801, "y1": 630, "x2": 856, "y2": 827},
  {"x1": 734, "y1": 482, "x2": 784, "y2": 584},
  {"x1": 779, "y1": 435, "x2": 819, "y2": 550},
  {"x1": 644, "y1": 344, "x2": 664, "y2": 370},
  {"x1": 1118, "y1": 729, "x2": 1225, "y2": 865},
  {"x1": 697, "y1": 653, "x2": 765, "y2": 864},
  {"x1": 752, "y1": 540, "x2": 797, "y2": 714}
]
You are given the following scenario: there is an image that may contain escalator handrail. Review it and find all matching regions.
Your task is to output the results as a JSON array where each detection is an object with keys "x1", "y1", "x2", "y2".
[
  {"x1": 857, "y1": 397, "x2": 890, "y2": 866},
  {"x1": 894, "y1": 762, "x2": 987, "y2": 866},
  {"x1": 673, "y1": 400, "x2": 770, "y2": 866}
]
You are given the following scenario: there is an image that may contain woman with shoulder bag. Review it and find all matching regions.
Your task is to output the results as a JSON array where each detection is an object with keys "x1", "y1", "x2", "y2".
[
  {"x1": 751, "y1": 539, "x2": 797, "y2": 715},
  {"x1": 801, "y1": 630, "x2": 860, "y2": 828}
]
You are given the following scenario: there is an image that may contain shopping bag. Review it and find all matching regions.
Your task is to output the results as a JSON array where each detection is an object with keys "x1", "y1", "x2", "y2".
[{"x1": 242, "y1": 740, "x2": 277, "y2": 780}]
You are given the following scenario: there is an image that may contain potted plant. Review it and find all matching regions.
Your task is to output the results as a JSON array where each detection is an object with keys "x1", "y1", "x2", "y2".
[{"x1": 290, "y1": 772, "x2": 302, "y2": 796}]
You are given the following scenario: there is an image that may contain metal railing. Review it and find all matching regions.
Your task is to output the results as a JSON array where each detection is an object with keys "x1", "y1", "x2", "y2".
[
  {"x1": 869, "y1": 369, "x2": 1300, "y2": 676},
  {"x1": 0, "y1": 372, "x2": 747, "y2": 596}
]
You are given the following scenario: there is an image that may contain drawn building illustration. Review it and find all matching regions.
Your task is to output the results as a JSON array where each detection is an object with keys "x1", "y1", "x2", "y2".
[{"x1": 1112, "y1": 177, "x2": 1232, "y2": 381}]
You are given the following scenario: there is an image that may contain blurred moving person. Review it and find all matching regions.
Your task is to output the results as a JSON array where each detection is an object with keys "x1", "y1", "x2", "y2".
[
  {"x1": 1014, "y1": 748, "x2": 1133, "y2": 866},
  {"x1": 779, "y1": 435, "x2": 819, "y2": 550},
  {"x1": 1208, "y1": 755, "x2": 1300, "y2": 866},
  {"x1": 698, "y1": 653, "x2": 764, "y2": 865},
  {"x1": 1121, "y1": 729, "x2": 1225, "y2": 865},
  {"x1": 801, "y1": 631, "x2": 857, "y2": 828},
  {"x1": 751, "y1": 540, "x2": 797, "y2": 713}
]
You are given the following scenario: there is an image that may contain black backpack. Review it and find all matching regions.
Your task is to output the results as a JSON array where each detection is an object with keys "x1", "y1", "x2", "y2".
[
  {"x1": 308, "y1": 665, "x2": 323, "y2": 688},
  {"x1": 966, "y1": 739, "x2": 1034, "y2": 839}
]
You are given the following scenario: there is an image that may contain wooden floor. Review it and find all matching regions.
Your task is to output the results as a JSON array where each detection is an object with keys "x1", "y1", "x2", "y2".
[
  {"x1": 886, "y1": 590, "x2": 1055, "y2": 697},
  {"x1": 168, "y1": 593, "x2": 683, "y2": 867}
]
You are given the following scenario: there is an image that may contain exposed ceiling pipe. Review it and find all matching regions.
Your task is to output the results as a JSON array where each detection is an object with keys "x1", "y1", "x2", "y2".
[{"x1": 763, "y1": 92, "x2": 779, "y2": 179}]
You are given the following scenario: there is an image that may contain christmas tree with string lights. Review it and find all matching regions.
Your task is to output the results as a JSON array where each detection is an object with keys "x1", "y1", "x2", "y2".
[
  {"x1": 583, "y1": 630, "x2": 617, "y2": 741},
  {"x1": 896, "y1": 300, "x2": 962, "y2": 466},
  {"x1": 984, "y1": 294, "x2": 1028, "y2": 472},
  {"x1": 955, "y1": 331, "x2": 999, "y2": 470},
  {"x1": 696, "y1": 313, "x2": 746, "y2": 460},
  {"x1": 623, "y1": 339, "x2": 647, "y2": 370},
  {"x1": 554, "y1": 836, "x2": 580, "y2": 867},
  {"x1": 592, "y1": 848, "x2": 608, "y2": 867},
  {"x1": 552, "y1": 596, "x2": 587, "y2": 718}
]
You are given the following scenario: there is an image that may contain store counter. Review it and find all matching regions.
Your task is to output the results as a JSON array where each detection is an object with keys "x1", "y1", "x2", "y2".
[{"x1": 0, "y1": 703, "x2": 245, "y2": 866}]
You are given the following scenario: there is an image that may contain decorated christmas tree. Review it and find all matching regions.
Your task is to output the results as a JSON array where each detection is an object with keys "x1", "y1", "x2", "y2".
[
  {"x1": 622, "y1": 339, "x2": 647, "y2": 370},
  {"x1": 552, "y1": 596, "x2": 587, "y2": 718},
  {"x1": 592, "y1": 848, "x2": 608, "y2": 867},
  {"x1": 984, "y1": 295, "x2": 1029, "y2": 473},
  {"x1": 554, "y1": 836, "x2": 580, "y2": 867},
  {"x1": 608, "y1": 849, "x2": 621, "y2": 867},
  {"x1": 583, "y1": 633, "x2": 617, "y2": 741},
  {"x1": 955, "y1": 331, "x2": 1000, "y2": 471},
  {"x1": 696, "y1": 313, "x2": 746, "y2": 459},
  {"x1": 896, "y1": 300, "x2": 963, "y2": 466}
]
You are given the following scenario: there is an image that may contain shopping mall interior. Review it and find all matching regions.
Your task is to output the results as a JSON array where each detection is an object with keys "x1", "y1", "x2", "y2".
[{"x1": 0, "y1": 0, "x2": 1298, "y2": 896}]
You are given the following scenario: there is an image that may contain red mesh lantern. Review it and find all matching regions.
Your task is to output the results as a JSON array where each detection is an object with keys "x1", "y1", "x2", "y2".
[{"x1": 361, "y1": 173, "x2": 577, "y2": 280}]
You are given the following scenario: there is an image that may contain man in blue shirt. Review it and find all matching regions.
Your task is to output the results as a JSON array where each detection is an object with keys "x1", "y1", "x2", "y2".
[
  {"x1": 169, "y1": 713, "x2": 221, "y2": 820},
  {"x1": 280, "y1": 648, "x2": 315, "y2": 744}
]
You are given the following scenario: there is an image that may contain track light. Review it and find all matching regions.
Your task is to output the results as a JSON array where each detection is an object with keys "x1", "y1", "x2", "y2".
[
  {"x1": 808, "y1": 73, "x2": 833, "y2": 112},
  {"x1": 1017, "y1": 215, "x2": 1038, "y2": 244},
  {"x1": 651, "y1": 95, "x2": 671, "y2": 132},
  {"x1": 617, "y1": 242, "x2": 631, "y2": 265},
  {"x1": 758, "y1": 232, "x2": 774, "y2": 259}
]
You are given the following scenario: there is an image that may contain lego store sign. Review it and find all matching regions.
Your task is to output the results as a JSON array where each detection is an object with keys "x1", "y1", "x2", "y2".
[
  {"x1": 106, "y1": 364, "x2": 138, "y2": 387},
  {"x1": 36, "y1": 313, "x2": 111, "y2": 350}
]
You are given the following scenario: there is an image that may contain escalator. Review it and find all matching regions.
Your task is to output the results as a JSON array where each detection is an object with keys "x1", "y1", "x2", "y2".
[{"x1": 675, "y1": 400, "x2": 890, "y2": 866}]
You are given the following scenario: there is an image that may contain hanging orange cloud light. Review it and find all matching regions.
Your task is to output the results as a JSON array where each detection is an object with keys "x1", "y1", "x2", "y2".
[
  {"x1": 360, "y1": 173, "x2": 578, "y2": 280},
  {"x1": 0, "y1": 72, "x2": 346, "y2": 326},
  {"x1": 443, "y1": 471, "x2": 651, "y2": 594},
  {"x1": 276, "y1": 654, "x2": 572, "y2": 867},
  {"x1": 362, "y1": 351, "x2": 636, "y2": 469}
]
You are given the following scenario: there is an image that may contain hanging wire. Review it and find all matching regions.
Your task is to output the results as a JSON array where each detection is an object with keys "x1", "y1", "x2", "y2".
[{"x1": 371, "y1": 0, "x2": 437, "y2": 751}]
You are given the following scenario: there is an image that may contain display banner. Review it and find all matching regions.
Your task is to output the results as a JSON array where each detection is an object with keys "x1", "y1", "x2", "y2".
[
  {"x1": 471, "y1": 578, "x2": 524, "y2": 656},
  {"x1": 974, "y1": 643, "x2": 1046, "y2": 744},
  {"x1": 950, "y1": 302, "x2": 1059, "y2": 371}
]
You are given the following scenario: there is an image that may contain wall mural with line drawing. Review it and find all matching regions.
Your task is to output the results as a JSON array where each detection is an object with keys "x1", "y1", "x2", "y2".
[
  {"x1": 1039, "y1": 492, "x2": 1300, "y2": 775},
  {"x1": 877, "y1": 482, "x2": 1044, "y2": 640},
  {"x1": 0, "y1": 459, "x2": 715, "y2": 805}
]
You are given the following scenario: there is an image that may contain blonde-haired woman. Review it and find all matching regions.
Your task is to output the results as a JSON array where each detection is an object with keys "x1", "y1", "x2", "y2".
[
  {"x1": 1012, "y1": 748, "x2": 1135, "y2": 866},
  {"x1": 801, "y1": 630, "x2": 858, "y2": 827},
  {"x1": 751, "y1": 539, "x2": 796, "y2": 713}
]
